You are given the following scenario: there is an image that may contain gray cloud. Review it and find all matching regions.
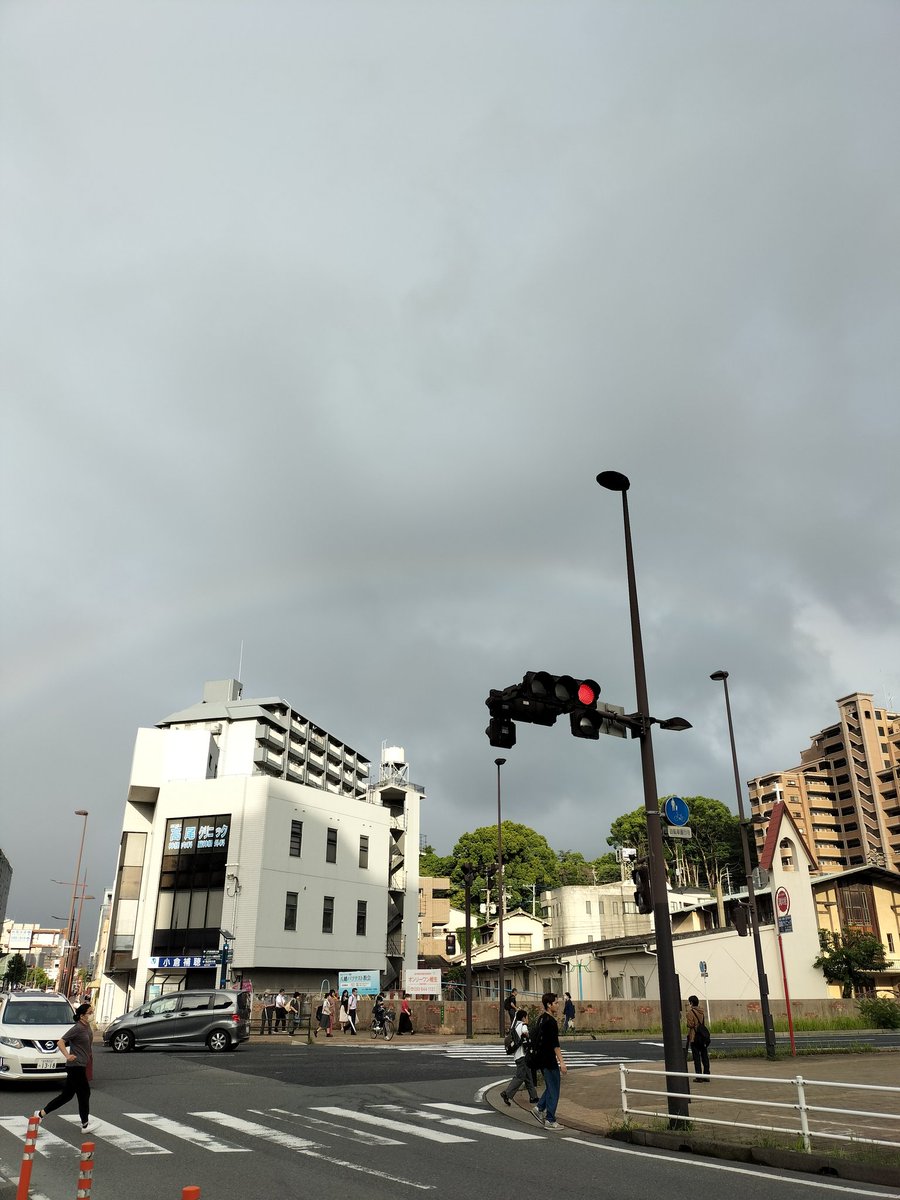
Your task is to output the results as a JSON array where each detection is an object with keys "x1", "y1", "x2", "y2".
[{"x1": 2, "y1": 1, "x2": 898, "y2": 943}]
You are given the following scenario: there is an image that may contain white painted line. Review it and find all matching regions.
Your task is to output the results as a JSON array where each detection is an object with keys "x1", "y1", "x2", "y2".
[
  {"x1": 424, "y1": 1103, "x2": 490, "y2": 1115},
  {"x1": 198, "y1": 1111, "x2": 432, "y2": 1190},
  {"x1": 125, "y1": 1113, "x2": 250, "y2": 1152},
  {"x1": 370, "y1": 1103, "x2": 541, "y2": 1140},
  {"x1": 475, "y1": 1079, "x2": 510, "y2": 1102},
  {"x1": 265, "y1": 1107, "x2": 403, "y2": 1146},
  {"x1": 192, "y1": 1112, "x2": 319, "y2": 1151},
  {"x1": 565, "y1": 1136, "x2": 895, "y2": 1197},
  {"x1": 313, "y1": 1106, "x2": 472, "y2": 1144},
  {"x1": 0, "y1": 1117, "x2": 74, "y2": 1158},
  {"x1": 59, "y1": 1114, "x2": 170, "y2": 1155}
]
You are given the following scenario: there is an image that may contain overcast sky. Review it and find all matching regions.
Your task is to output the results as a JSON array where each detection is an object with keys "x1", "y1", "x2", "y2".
[{"x1": 2, "y1": 2, "x2": 898, "y2": 950}]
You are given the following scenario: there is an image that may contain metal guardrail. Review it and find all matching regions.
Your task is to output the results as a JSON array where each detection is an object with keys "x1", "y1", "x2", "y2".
[{"x1": 619, "y1": 1064, "x2": 900, "y2": 1153}]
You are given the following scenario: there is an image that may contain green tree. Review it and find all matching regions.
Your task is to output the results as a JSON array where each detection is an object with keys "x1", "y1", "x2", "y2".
[
  {"x1": 557, "y1": 850, "x2": 594, "y2": 885},
  {"x1": 445, "y1": 822, "x2": 560, "y2": 913},
  {"x1": 3, "y1": 953, "x2": 26, "y2": 988},
  {"x1": 814, "y1": 929, "x2": 890, "y2": 997},
  {"x1": 607, "y1": 796, "x2": 741, "y2": 890},
  {"x1": 27, "y1": 967, "x2": 51, "y2": 991},
  {"x1": 419, "y1": 844, "x2": 453, "y2": 879},
  {"x1": 592, "y1": 852, "x2": 621, "y2": 884}
]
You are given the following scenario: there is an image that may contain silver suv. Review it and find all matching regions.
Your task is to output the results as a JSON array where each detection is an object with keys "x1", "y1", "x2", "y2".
[
  {"x1": 0, "y1": 991, "x2": 75, "y2": 1082},
  {"x1": 103, "y1": 989, "x2": 250, "y2": 1053}
]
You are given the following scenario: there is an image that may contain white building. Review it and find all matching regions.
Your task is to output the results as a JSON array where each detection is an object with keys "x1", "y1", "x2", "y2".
[
  {"x1": 98, "y1": 680, "x2": 422, "y2": 1020},
  {"x1": 541, "y1": 881, "x2": 713, "y2": 946}
]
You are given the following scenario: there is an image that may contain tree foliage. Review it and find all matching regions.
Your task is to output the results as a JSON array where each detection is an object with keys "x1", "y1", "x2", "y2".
[
  {"x1": 607, "y1": 796, "x2": 742, "y2": 890},
  {"x1": 444, "y1": 821, "x2": 560, "y2": 913},
  {"x1": 3, "y1": 953, "x2": 26, "y2": 988},
  {"x1": 814, "y1": 929, "x2": 890, "y2": 997}
]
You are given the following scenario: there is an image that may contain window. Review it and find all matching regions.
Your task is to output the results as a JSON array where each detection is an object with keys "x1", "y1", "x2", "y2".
[
  {"x1": 284, "y1": 891, "x2": 298, "y2": 931},
  {"x1": 888, "y1": 933, "x2": 895, "y2": 953},
  {"x1": 359, "y1": 835, "x2": 369, "y2": 869},
  {"x1": 326, "y1": 827, "x2": 338, "y2": 863},
  {"x1": 613, "y1": 902, "x2": 620, "y2": 915},
  {"x1": 598, "y1": 901, "x2": 605, "y2": 915},
  {"x1": 585, "y1": 900, "x2": 592, "y2": 915},
  {"x1": 509, "y1": 934, "x2": 532, "y2": 952},
  {"x1": 629, "y1": 975, "x2": 646, "y2": 999},
  {"x1": 356, "y1": 900, "x2": 367, "y2": 936},
  {"x1": 610, "y1": 976, "x2": 624, "y2": 999},
  {"x1": 180, "y1": 993, "x2": 210, "y2": 1012},
  {"x1": 322, "y1": 896, "x2": 334, "y2": 934},
  {"x1": 290, "y1": 820, "x2": 303, "y2": 857}
]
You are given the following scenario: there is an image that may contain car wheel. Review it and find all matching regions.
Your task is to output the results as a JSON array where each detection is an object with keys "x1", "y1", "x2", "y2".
[
  {"x1": 207, "y1": 1030, "x2": 230, "y2": 1052},
  {"x1": 111, "y1": 1030, "x2": 135, "y2": 1053}
]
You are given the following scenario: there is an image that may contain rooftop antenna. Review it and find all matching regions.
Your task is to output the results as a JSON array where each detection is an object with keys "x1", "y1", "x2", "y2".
[{"x1": 238, "y1": 640, "x2": 244, "y2": 683}]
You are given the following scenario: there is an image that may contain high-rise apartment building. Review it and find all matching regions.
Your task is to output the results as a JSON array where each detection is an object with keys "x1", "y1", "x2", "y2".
[{"x1": 748, "y1": 692, "x2": 900, "y2": 873}]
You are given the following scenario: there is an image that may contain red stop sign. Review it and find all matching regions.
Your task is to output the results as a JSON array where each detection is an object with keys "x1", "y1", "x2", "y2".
[{"x1": 775, "y1": 886, "x2": 790, "y2": 917}]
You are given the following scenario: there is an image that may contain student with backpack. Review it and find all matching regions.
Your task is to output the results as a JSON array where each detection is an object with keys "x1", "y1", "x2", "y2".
[
  {"x1": 499, "y1": 1008, "x2": 539, "y2": 1108},
  {"x1": 530, "y1": 992, "x2": 567, "y2": 1130},
  {"x1": 685, "y1": 994, "x2": 711, "y2": 1081}
]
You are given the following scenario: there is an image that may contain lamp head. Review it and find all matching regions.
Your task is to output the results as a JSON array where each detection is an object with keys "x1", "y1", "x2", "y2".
[
  {"x1": 658, "y1": 716, "x2": 692, "y2": 732},
  {"x1": 494, "y1": 757, "x2": 506, "y2": 768},
  {"x1": 75, "y1": 809, "x2": 89, "y2": 817},
  {"x1": 596, "y1": 471, "x2": 630, "y2": 492},
  {"x1": 710, "y1": 670, "x2": 729, "y2": 682}
]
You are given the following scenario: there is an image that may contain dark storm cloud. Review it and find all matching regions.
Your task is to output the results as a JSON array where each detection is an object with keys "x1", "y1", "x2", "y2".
[{"x1": 1, "y1": 1, "x2": 898, "y2": 940}]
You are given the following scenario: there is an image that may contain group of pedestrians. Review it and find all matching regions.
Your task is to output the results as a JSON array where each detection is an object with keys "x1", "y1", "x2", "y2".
[{"x1": 315, "y1": 988, "x2": 360, "y2": 1036}]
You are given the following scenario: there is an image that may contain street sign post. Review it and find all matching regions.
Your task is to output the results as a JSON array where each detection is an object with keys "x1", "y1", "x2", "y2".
[
  {"x1": 664, "y1": 795, "x2": 690, "y2": 826},
  {"x1": 666, "y1": 825, "x2": 692, "y2": 839}
]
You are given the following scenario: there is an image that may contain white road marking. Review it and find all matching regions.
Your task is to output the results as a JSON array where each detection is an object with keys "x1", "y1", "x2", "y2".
[
  {"x1": 0, "y1": 1160, "x2": 53, "y2": 1198},
  {"x1": 0, "y1": 1118, "x2": 74, "y2": 1158},
  {"x1": 197, "y1": 1110, "x2": 432, "y2": 1189},
  {"x1": 566, "y1": 1136, "x2": 897, "y2": 1196},
  {"x1": 59, "y1": 1115, "x2": 170, "y2": 1155},
  {"x1": 424, "y1": 1103, "x2": 490, "y2": 1115},
  {"x1": 126, "y1": 1113, "x2": 250, "y2": 1152},
  {"x1": 370, "y1": 1103, "x2": 541, "y2": 1140},
  {"x1": 313, "y1": 1106, "x2": 472, "y2": 1143},
  {"x1": 475, "y1": 1080, "x2": 509, "y2": 1102},
  {"x1": 267, "y1": 1106, "x2": 403, "y2": 1145}
]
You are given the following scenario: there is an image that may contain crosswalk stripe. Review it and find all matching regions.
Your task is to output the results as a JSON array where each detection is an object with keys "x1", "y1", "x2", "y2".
[
  {"x1": 191, "y1": 1112, "x2": 319, "y2": 1151},
  {"x1": 423, "y1": 1103, "x2": 491, "y2": 1115},
  {"x1": 370, "y1": 1104, "x2": 540, "y2": 1141},
  {"x1": 59, "y1": 1115, "x2": 169, "y2": 1155},
  {"x1": 267, "y1": 1107, "x2": 403, "y2": 1145},
  {"x1": 313, "y1": 1106, "x2": 472, "y2": 1143},
  {"x1": 125, "y1": 1113, "x2": 250, "y2": 1152},
  {"x1": 0, "y1": 1118, "x2": 74, "y2": 1158}
]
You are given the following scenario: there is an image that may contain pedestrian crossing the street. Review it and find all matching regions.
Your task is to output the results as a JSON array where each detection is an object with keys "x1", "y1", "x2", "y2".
[{"x1": 0, "y1": 1099, "x2": 546, "y2": 1165}]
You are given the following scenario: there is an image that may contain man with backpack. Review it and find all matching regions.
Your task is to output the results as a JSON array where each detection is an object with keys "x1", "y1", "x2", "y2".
[
  {"x1": 530, "y1": 992, "x2": 567, "y2": 1130},
  {"x1": 499, "y1": 1007, "x2": 539, "y2": 1108},
  {"x1": 503, "y1": 988, "x2": 518, "y2": 1027},
  {"x1": 685, "y1": 994, "x2": 711, "y2": 1081}
]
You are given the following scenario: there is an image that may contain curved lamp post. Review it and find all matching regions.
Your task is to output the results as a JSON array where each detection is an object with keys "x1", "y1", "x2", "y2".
[
  {"x1": 495, "y1": 757, "x2": 507, "y2": 1034},
  {"x1": 710, "y1": 670, "x2": 777, "y2": 1058},
  {"x1": 597, "y1": 471, "x2": 690, "y2": 1123},
  {"x1": 62, "y1": 810, "x2": 89, "y2": 997}
]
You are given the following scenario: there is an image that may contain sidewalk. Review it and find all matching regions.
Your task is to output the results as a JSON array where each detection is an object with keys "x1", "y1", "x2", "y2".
[{"x1": 487, "y1": 1051, "x2": 900, "y2": 1187}]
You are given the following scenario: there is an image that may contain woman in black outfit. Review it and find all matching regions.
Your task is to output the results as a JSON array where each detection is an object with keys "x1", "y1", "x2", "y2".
[{"x1": 33, "y1": 1002, "x2": 94, "y2": 1132}]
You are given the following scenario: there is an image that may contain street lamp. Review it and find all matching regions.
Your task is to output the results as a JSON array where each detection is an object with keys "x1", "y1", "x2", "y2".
[
  {"x1": 597, "y1": 471, "x2": 691, "y2": 1123},
  {"x1": 61, "y1": 810, "x2": 89, "y2": 998},
  {"x1": 710, "y1": 670, "x2": 777, "y2": 1059},
  {"x1": 495, "y1": 757, "x2": 507, "y2": 1035},
  {"x1": 461, "y1": 862, "x2": 478, "y2": 1038}
]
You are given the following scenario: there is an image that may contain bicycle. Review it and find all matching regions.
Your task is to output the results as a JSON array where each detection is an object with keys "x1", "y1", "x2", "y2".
[{"x1": 370, "y1": 1010, "x2": 396, "y2": 1041}]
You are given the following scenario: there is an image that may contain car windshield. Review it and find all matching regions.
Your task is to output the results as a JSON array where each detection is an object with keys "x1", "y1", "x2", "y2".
[{"x1": 4, "y1": 1001, "x2": 74, "y2": 1025}]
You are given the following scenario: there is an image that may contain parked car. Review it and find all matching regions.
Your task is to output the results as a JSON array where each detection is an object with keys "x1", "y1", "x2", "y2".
[
  {"x1": 0, "y1": 991, "x2": 75, "y2": 1082},
  {"x1": 103, "y1": 989, "x2": 251, "y2": 1053}
]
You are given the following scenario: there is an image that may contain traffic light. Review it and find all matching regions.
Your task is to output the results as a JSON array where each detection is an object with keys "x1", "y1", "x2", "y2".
[
  {"x1": 732, "y1": 903, "x2": 749, "y2": 936},
  {"x1": 445, "y1": 933, "x2": 457, "y2": 955},
  {"x1": 485, "y1": 673, "x2": 601, "y2": 746},
  {"x1": 632, "y1": 862, "x2": 652, "y2": 914},
  {"x1": 485, "y1": 690, "x2": 517, "y2": 748}
]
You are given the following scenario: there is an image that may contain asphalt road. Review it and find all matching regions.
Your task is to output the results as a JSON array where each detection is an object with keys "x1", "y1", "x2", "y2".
[{"x1": 1, "y1": 1038, "x2": 898, "y2": 1200}]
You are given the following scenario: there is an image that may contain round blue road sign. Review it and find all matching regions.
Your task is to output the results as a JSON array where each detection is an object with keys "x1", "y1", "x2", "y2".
[{"x1": 664, "y1": 795, "x2": 690, "y2": 826}]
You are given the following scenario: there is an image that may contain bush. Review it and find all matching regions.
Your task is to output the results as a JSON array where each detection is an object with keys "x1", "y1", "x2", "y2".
[{"x1": 857, "y1": 996, "x2": 900, "y2": 1029}]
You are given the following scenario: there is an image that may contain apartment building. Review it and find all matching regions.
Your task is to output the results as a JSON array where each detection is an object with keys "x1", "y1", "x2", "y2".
[
  {"x1": 748, "y1": 692, "x2": 900, "y2": 873},
  {"x1": 98, "y1": 680, "x2": 422, "y2": 1020}
]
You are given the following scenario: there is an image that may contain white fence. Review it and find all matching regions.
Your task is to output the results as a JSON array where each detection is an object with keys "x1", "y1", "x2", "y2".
[{"x1": 619, "y1": 1064, "x2": 900, "y2": 1154}]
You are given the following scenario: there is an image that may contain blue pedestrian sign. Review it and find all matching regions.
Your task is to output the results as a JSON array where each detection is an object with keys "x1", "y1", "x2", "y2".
[{"x1": 664, "y1": 795, "x2": 690, "y2": 826}]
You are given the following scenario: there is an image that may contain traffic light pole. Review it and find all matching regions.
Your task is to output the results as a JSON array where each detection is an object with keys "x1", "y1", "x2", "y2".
[{"x1": 599, "y1": 472, "x2": 690, "y2": 1124}]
